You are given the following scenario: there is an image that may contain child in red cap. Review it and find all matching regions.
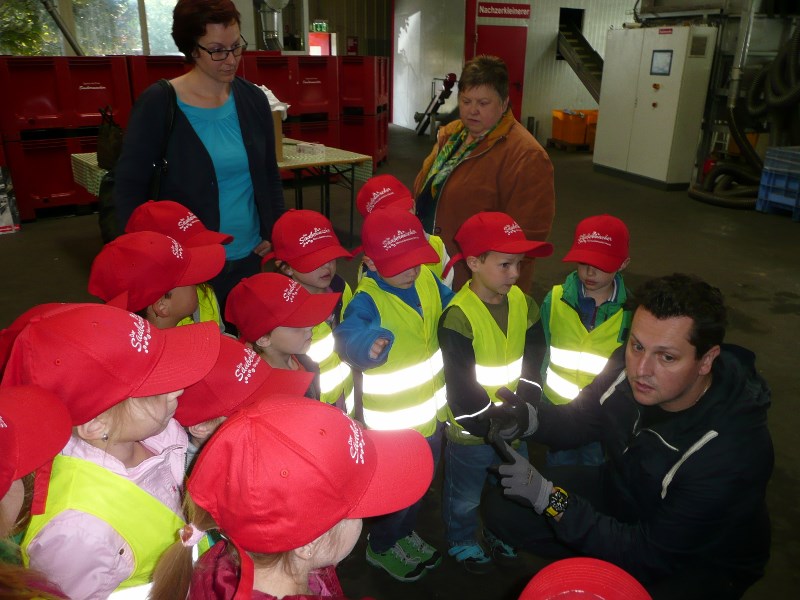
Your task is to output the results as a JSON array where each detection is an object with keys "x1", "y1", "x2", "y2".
[
  {"x1": 225, "y1": 273, "x2": 340, "y2": 401},
  {"x1": 540, "y1": 214, "x2": 632, "y2": 466},
  {"x1": 125, "y1": 200, "x2": 233, "y2": 330},
  {"x1": 149, "y1": 395, "x2": 434, "y2": 600},
  {"x1": 261, "y1": 209, "x2": 355, "y2": 412},
  {"x1": 0, "y1": 385, "x2": 72, "y2": 599},
  {"x1": 88, "y1": 230, "x2": 226, "y2": 330},
  {"x1": 356, "y1": 174, "x2": 453, "y2": 287},
  {"x1": 439, "y1": 211, "x2": 553, "y2": 572},
  {"x1": 1, "y1": 303, "x2": 221, "y2": 599},
  {"x1": 176, "y1": 335, "x2": 313, "y2": 472},
  {"x1": 333, "y1": 207, "x2": 454, "y2": 581}
]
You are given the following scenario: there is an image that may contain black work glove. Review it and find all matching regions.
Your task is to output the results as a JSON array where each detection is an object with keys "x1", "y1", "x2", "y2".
[
  {"x1": 497, "y1": 441, "x2": 553, "y2": 514},
  {"x1": 486, "y1": 378, "x2": 541, "y2": 441}
]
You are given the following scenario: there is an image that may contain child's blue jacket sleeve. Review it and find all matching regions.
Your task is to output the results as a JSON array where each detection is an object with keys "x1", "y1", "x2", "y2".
[{"x1": 333, "y1": 292, "x2": 395, "y2": 371}]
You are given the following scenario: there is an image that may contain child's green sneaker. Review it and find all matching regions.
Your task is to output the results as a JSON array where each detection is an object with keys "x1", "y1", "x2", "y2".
[
  {"x1": 366, "y1": 536, "x2": 428, "y2": 582},
  {"x1": 397, "y1": 531, "x2": 442, "y2": 569}
]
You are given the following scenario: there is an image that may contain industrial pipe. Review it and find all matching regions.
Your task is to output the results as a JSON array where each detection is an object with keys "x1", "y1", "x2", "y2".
[{"x1": 39, "y1": 0, "x2": 85, "y2": 56}]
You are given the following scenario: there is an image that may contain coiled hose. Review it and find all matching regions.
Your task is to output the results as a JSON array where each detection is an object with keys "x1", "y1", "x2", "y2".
[{"x1": 691, "y1": 24, "x2": 800, "y2": 209}]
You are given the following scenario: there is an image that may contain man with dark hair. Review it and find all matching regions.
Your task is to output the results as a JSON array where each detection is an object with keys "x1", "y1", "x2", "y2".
[{"x1": 483, "y1": 274, "x2": 773, "y2": 600}]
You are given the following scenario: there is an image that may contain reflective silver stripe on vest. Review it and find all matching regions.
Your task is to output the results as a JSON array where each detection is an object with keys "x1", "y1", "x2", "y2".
[
  {"x1": 434, "y1": 385, "x2": 447, "y2": 411},
  {"x1": 307, "y1": 331, "x2": 334, "y2": 363},
  {"x1": 362, "y1": 349, "x2": 444, "y2": 394},
  {"x1": 474, "y1": 357, "x2": 523, "y2": 388},
  {"x1": 362, "y1": 396, "x2": 440, "y2": 430},
  {"x1": 545, "y1": 366, "x2": 581, "y2": 400},
  {"x1": 109, "y1": 584, "x2": 152, "y2": 599},
  {"x1": 549, "y1": 346, "x2": 609, "y2": 375},
  {"x1": 345, "y1": 388, "x2": 355, "y2": 414},
  {"x1": 320, "y1": 361, "x2": 351, "y2": 394}
]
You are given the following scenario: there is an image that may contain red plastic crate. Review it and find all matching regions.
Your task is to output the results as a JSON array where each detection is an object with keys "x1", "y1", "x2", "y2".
[
  {"x1": 127, "y1": 56, "x2": 192, "y2": 101},
  {"x1": 65, "y1": 56, "x2": 132, "y2": 128},
  {"x1": 377, "y1": 110, "x2": 388, "y2": 163},
  {"x1": 241, "y1": 53, "x2": 298, "y2": 108},
  {"x1": 295, "y1": 57, "x2": 339, "y2": 119},
  {"x1": 339, "y1": 114, "x2": 387, "y2": 169},
  {"x1": 0, "y1": 57, "x2": 71, "y2": 138},
  {"x1": 339, "y1": 56, "x2": 389, "y2": 115},
  {"x1": 4, "y1": 135, "x2": 97, "y2": 221},
  {"x1": 284, "y1": 120, "x2": 341, "y2": 149}
]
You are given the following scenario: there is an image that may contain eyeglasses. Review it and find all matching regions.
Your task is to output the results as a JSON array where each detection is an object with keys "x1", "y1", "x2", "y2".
[{"x1": 196, "y1": 36, "x2": 248, "y2": 61}]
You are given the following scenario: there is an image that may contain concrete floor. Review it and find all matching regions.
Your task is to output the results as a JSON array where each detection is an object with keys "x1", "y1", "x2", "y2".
[{"x1": 1, "y1": 125, "x2": 798, "y2": 598}]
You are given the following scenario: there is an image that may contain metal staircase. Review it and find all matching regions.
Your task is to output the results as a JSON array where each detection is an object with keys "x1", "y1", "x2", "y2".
[{"x1": 557, "y1": 23, "x2": 604, "y2": 103}]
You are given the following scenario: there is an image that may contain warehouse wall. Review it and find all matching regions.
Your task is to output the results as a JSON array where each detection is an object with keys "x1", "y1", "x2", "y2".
[
  {"x1": 392, "y1": 0, "x2": 465, "y2": 131},
  {"x1": 306, "y1": 0, "x2": 392, "y2": 56},
  {"x1": 523, "y1": 0, "x2": 631, "y2": 141},
  {"x1": 390, "y1": 0, "x2": 632, "y2": 141}
]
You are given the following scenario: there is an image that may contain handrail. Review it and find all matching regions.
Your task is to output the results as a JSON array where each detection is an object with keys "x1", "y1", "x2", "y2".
[{"x1": 557, "y1": 24, "x2": 603, "y2": 102}]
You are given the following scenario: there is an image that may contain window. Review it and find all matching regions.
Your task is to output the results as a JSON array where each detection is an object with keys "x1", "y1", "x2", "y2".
[{"x1": 0, "y1": 0, "x2": 179, "y2": 57}]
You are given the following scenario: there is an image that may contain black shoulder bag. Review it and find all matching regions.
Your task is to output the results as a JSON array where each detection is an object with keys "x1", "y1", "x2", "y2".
[{"x1": 98, "y1": 79, "x2": 178, "y2": 243}]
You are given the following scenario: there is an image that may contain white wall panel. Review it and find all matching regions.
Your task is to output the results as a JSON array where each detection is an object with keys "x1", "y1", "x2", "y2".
[
  {"x1": 392, "y1": 1, "x2": 633, "y2": 140},
  {"x1": 393, "y1": 0, "x2": 465, "y2": 130},
  {"x1": 522, "y1": 0, "x2": 632, "y2": 141}
]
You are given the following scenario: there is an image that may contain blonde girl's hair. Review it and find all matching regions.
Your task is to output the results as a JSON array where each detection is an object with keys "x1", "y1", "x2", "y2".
[{"x1": 149, "y1": 493, "x2": 296, "y2": 600}]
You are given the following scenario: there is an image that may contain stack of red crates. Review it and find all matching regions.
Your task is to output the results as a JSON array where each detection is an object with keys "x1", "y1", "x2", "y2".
[
  {"x1": 242, "y1": 52, "x2": 340, "y2": 150},
  {"x1": 126, "y1": 55, "x2": 195, "y2": 100},
  {"x1": 338, "y1": 56, "x2": 389, "y2": 169},
  {"x1": 0, "y1": 56, "x2": 132, "y2": 220}
]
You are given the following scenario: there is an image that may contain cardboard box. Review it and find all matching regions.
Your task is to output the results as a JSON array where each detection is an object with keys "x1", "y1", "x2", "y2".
[{"x1": 272, "y1": 111, "x2": 283, "y2": 161}]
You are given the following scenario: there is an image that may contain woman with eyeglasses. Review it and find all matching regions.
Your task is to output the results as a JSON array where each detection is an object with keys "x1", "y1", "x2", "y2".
[{"x1": 114, "y1": 0, "x2": 284, "y2": 323}]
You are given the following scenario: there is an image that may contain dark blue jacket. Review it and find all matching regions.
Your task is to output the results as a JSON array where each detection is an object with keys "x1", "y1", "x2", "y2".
[
  {"x1": 534, "y1": 344, "x2": 773, "y2": 587},
  {"x1": 114, "y1": 77, "x2": 284, "y2": 241}
]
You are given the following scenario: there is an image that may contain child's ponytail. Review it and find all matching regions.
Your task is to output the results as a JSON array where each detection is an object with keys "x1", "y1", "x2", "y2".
[{"x1": 149, "y1": 494, "x2": 217, "y2": 600}]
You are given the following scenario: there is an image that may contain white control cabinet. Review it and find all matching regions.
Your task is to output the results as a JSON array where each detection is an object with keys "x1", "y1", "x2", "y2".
[{"x1": 593, "y1": 25, "x2": 717, "y2": 187}]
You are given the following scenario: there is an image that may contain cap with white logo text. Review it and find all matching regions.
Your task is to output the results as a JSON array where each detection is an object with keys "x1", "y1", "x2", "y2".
[
  {"x1": 261, "y1": 209, "x2": 351, "y2": 273},
  {"x1": 224, "y1": 273, "x2": 341, "y2": 342}
]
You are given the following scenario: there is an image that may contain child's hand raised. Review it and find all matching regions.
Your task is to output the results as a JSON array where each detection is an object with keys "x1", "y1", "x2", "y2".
[{"x1": 369, "y1": 337, "x2": 390, "y2": 360}]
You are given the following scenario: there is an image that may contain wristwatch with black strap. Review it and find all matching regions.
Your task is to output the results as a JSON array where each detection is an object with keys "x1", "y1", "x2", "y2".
[{"x1": 544, "y1": 486, "x2": 569, "y2": 518}]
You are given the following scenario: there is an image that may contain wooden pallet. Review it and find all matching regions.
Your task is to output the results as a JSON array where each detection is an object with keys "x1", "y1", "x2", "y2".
[{"x1": 547, "y1": 138, "x2": 592, "y2": 153}]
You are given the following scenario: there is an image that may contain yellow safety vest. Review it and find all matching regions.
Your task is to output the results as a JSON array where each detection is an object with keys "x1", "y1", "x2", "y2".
[
  {"x1": 544, "y1": 285, "x2": 624, "y2": 404},
  {"x1": 446, "y1": 284, "x2": 526, "y2": 443},
  {"x1": 358, "y1": 267, "x2": 446, "y2": 437},
  {"x1": 177, "y1": 283, "x2": 223, "y2": 329},
  {"x1": 308, "y1": 285, "x2": 355, "y2": 413},
  {"x1": 22, "y1": 455, "x2": 185, "y2": 592},
  {"x1": 426, "y1": 234, "x2": 446, "y2": 281}
]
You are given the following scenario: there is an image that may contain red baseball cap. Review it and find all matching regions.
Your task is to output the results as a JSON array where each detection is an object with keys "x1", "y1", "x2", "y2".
[
  {"x1": 125, "y1": 200, "x2": 234, "y2": 247},
  {"x1": 356, "y1": 174, "x2": 415, "y2": 217},
  {"x1": 261, "y1": 209, "x2": 351, "y2": 273},
  {"x1": 1, "y1": 303, "x2": 221, "y2": 425},
  {"x1": 224, "y1": 273, "x2": 341, "y2": 342},
  {"x1": 0, "y1": 303, "x2": 70, "y2": 379},
  {"x1": 519, "y1": 557, "x2": 651, "y2": 600},
  {"x1": 562, "y1": 214, "x2": 630, "y2": 273},
  {"x1": 188, "y1": 395, "x2": 433, "y2": 598},
  {"x1": 88, "y1": 231, "x2": 226, "y2": 312},
  {"x1": 359, "y1": 208, "x2": 439, "y2": 277},
  {"x1": 446, "y1": 212, "x2": 553, "y2": 276},
  {"x1": 175, "y1": 336, "x2": 313, "y2": 426},
  {"x1": 0, "y1": 385, "x2": 72, "y2": 498}
]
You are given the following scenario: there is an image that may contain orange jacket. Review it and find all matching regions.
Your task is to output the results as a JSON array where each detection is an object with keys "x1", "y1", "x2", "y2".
[{"x1": 413, "y1": 111, "x2": 555, "y2": 291}]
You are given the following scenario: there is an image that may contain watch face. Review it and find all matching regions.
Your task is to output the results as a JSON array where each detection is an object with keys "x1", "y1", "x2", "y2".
[{"x1": 550, "y1": 489, "x2": 569, "y2": 513}]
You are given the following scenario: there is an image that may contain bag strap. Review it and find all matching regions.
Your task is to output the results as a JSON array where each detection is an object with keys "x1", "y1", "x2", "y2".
[
  {"x1": 155, "y1": 78, "x2": 177, "y2": 171},
  {"x1": 99, "y1": 105, "x2": 117, "y2": 126},
  {"x1": 150, "y1": 79, "x2": 178, "y2": 199}
]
